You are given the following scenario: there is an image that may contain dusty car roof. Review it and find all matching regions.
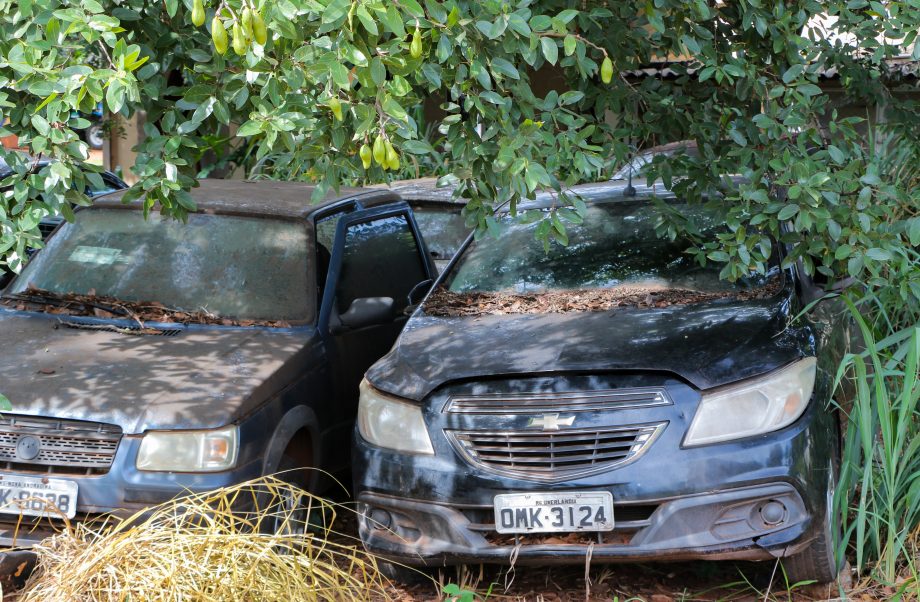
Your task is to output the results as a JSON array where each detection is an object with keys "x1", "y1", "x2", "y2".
[
  {"x1": 94, "y1": 179, "x2": 400, "y2": 218},
  {"x1": 368, "y1": 177, "x2": 465, "y2": 205}
]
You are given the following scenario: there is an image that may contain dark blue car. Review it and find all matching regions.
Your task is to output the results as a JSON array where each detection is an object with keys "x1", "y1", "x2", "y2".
[{"x1": 354, "y1": 180, "x2": 852, "y2": 585}]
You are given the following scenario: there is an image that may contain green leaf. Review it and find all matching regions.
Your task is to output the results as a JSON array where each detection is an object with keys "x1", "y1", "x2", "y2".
[
  {"x1": 490, "y1": 58, "x2": 519, "y2": 79},
  {"x1": 910, "y1": 218, "x2": 920, "y2": 247},
  {"x1": 866, "y1": 248, "x2": 892, "y2": 261},
  {"x1": 508, "y1": 14, "x2": 530, "y2": 37},
  {"x1": 213, "y1": 100, "x2": 230, "y2": 125},
  {"x1": 0, "y1": 394, "x2": 11, "y2": 412},
  {"x1": 556, "y1": 9, "x2": 579, "y2": 24},
  {"x1": 421, "y1": 63, "x2": 441, "y2": 87},
  {"x1": 777, "y1": 204, "x2": 799, "y2": 220},
  {"x1": 681, "y1": 34, "x2": 701, "y2": 55},
  {"x1": 782, "y1": 63, "x2": 804, "y2": 84},
  {"x1": 236, "y1": 120, "x2": 263, "y2": 136},
  {"x1": 343, "y1": 45, "x2": 368, "y2": 67},
  {"x1": 563, "y1": 35, "x2": 576, "y2": 56},
  {"x1": 558, "y1": 91, "x2": 584, "y2": 106},
  {"x1": 370, "y1": 58, "x2": 386, "y2": 86},
  {"x1": 30, "y1": 114, "x2": 50, "y2": 136},
  {"x1": 540, "y1": 37, "x2": 558, "y2": 65},
  {"x1": 827, "y1": 145, "x2": 846, "y2": 164},
  {"x1": 381, "y1": 96, "x2": 408, "y2": 121},
  {"x1": 330, "y1": 62, "x2": 351, "y2": 89},
  {"x1": 479, "y1": 91, "x2": 505, "y2": 105},
  {"x1": 529, "y1": 15, "x2": 551, "y2": 31},
  {"x1": 355, "y1": 5, "x2": 378, "y2": 35},
  {"x1": 381, "y1": 6, "x2": 406, "y2": 37},
  {"x1": 322, "y1": 0, "x2": 349, "y2": 25},
  {"x1": 401, "y1": 0, "x2": 425, "y2": 19},
  {"x1": 176, "y1": 120, "x2": 201, "y2": 134},
  {"x1": 105, "y1": 79, "x2": 126, "y2": 113}
]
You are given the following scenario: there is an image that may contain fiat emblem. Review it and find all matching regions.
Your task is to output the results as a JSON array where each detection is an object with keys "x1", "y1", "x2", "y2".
[{"x1": 16, "y1": 436, "x2": 41, "y2": 461}]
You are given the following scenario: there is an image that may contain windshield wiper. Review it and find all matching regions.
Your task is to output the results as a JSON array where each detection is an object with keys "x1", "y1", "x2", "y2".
[
  {"x1": 1, "y1": 289, "x2": 133, "y2": 318},
  {"x1": 1, "y1": 291, "x2": 63, "y2": 307}
]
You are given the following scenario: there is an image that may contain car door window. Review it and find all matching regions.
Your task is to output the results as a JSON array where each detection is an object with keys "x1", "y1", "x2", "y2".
[
  {"x1": 335, "y1": 214, "x2": 427, "y2": 316},
  {"x1": 315, "y1": 206, "x2": 355, "y2": 306}
]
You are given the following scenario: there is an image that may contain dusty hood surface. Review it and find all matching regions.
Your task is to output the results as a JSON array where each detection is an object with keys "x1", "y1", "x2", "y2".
[
  {"x1": 0, "y1": 309, "x2": 315, "y2": 433},
  {"x1": 366, "y1": 291, "x2": 812, "y2": 401}
]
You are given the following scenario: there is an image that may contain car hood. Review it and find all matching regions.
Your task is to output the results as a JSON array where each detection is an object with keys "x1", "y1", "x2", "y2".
[
  {"x1": 366, "y1": 290, "x2": 813, "y2": 401},
  {"x1": 0, "y1": 309, "x2": 315, "y2": 433}
]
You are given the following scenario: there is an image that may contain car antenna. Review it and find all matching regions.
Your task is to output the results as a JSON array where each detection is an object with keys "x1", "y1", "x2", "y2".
[{"x1": 623, "y1": 143, "x2": 637, "y2": 198}]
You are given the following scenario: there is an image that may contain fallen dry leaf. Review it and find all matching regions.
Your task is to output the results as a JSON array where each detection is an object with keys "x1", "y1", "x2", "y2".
[{"x1": 425, "y1": 277, "x2": 783, "y2": 317}]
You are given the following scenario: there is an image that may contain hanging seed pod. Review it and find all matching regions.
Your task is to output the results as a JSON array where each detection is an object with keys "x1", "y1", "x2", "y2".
[
  {"x1": 328, "y1": 97, "x2": 343, "y2": 121},
  {"x1": 232, "y1": 22, "x2": 247, "y2": 56},
  {"x1": 252, "y1": 10, "x2": 267, "y2": 45},
  {"x1": 359, "y1": 144, "x2": 372, "y2": 169},
  {"x1": 600, "y1": 56, "x2": 613, "y2": 84},
  {"x1": 384, "y1": 140, "x2": 399, "y2": 171},
  {"x1": 191, "y1": 0, "x2": 205, "y2": 27},
  {"x1": 410, "y1": 26, "x2": 422, "y2": 59},
  {"x1": 211, "y1": 16, "x2": 228, "y2": 55},
  {"x1": 372, "y1": 135, "x2": 386, "y2": 166},
  {"x1": 241, "y1": 7, "x2": 253, "y2": 40}
]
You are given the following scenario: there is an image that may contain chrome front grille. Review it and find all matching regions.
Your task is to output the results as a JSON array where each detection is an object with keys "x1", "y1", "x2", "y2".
[
  {"x1": 446, "y1": 423, "x2": 666, "y2": 482},
  {"x1": 445, "y1": 387, "x2": 670, "y2": 414},
  {"x1": 0, "y1": 415, "x2": 123, "y2": 476}
]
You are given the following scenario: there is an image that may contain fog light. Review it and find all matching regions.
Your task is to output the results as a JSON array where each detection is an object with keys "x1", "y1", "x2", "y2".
[
  {"x1": 759, "y1": 500, "x2": 787, "y2": 526},
  {"x1": 368, "y1": 508, "x2": 393, "y2": 530}
]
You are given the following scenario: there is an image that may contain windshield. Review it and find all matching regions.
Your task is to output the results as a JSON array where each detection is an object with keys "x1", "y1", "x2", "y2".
[
  {"x1": 443, "y1": 200, "x2": 774, "y2": 296},
  {"x1": 9, "y1": 209, "x2": 313, "y2": 323}
]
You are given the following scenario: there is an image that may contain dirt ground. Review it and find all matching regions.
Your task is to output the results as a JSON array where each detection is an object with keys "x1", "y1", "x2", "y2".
[
  {"x1": 0, "y1": 508, "x2": 882, "y2": 602},
  {"x1": 377, "y1": 558, "x2": 859, "y2": 602},
  {"x1": 322, "y1": 511, "x2": 861, "y2": 602}
]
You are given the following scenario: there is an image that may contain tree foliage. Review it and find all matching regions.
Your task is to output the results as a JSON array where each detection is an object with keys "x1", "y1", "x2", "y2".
[{"x1": 0, "y1": 0, "x2": 918, "y2": 307}]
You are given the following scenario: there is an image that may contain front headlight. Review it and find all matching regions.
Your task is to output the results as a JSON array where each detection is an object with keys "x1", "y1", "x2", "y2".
[
  {"x1": 684, "y1": 357, "x2": 817, "y2": 447},
  {"x1": 136, "y1": 425, "x2": 239, "y2": 472},
  {"x1": 357, "y1": 379, "x2": 434, "y2": 454}
]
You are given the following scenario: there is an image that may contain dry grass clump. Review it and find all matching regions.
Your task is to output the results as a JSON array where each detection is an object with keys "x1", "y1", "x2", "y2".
[{"x1": 15, "y1": 476, "x2": 388, "y2": 601}]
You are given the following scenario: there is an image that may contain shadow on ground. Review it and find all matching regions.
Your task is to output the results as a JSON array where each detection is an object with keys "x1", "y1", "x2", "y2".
[{"x1": 380, "y1": 560, "x2": 856, "y2": 602}]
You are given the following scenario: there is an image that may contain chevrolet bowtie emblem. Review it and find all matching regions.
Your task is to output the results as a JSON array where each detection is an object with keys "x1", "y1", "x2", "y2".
[{"x1": 527, "y1": 413, "x2": 576, "y2": 431}]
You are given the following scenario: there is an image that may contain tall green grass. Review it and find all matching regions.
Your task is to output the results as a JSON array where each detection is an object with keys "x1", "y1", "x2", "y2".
[{"x1": 836, "y1": 297, "x2": 920, "y2": 586}]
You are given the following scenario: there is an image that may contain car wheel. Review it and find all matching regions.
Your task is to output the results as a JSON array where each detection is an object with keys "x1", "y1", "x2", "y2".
[
  {"x1": 375, "y1": 560, "x2": 431, "y2": 585},
  {"x1": 84, "y1": 124, "x2": 105, "y2": 149},
  {"x1": 270, "y1": 452, "x2": 314, "y2": 538},
  {"x1": 782, "y1": 463, "x2": 841, "y2": 585}
]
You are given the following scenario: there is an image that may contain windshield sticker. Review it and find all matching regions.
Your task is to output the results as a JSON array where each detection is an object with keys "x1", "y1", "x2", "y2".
[{"x1": 68, "y1": 246, "x2": 124, "y2": 265}]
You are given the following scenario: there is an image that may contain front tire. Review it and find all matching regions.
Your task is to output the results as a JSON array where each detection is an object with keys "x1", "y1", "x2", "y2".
[
  {"x1": 782, "y1": 461, "x2": 841, "y2": 585},
  {"x1": 270, "y1": 452, "x2": 315, "y2": 537},
  {"x1": 84, "y1": 124, "x2": 105, "y2": 149}
]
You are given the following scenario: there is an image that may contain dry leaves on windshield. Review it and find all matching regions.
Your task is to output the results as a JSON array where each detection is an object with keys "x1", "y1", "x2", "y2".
[
  {"x1": 1, "y1": 287, "x2": 291, "y2": 328},
  {"x1": 424, "y1": 277, "x2": 783, "y2": 317}
]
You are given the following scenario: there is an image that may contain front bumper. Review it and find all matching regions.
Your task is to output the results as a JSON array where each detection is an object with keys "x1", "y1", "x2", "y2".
[
  {"x1": 357, "y1": 483, "x2": 813, "y2": 566},
  {"x1": 0, "y1": 436, "x2": 264, "y2": 547},
  {"x1": 353, "y1": 376, "x2": 837, "y2": 568}
]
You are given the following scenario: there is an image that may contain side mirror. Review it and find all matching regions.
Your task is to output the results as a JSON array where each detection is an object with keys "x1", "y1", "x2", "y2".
[
  {"x1": 402, "y1": 279, "x2": 434, "y2": 316},
  {"x1": 407, "y1": 279, "x2": 433, "y2": 306},
  {"x1": 337, "y1": 297, "x2": 394, "y2": 331},
  {"x1": 800, "y1": 273, "x2": 856, "y2": 306}
]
